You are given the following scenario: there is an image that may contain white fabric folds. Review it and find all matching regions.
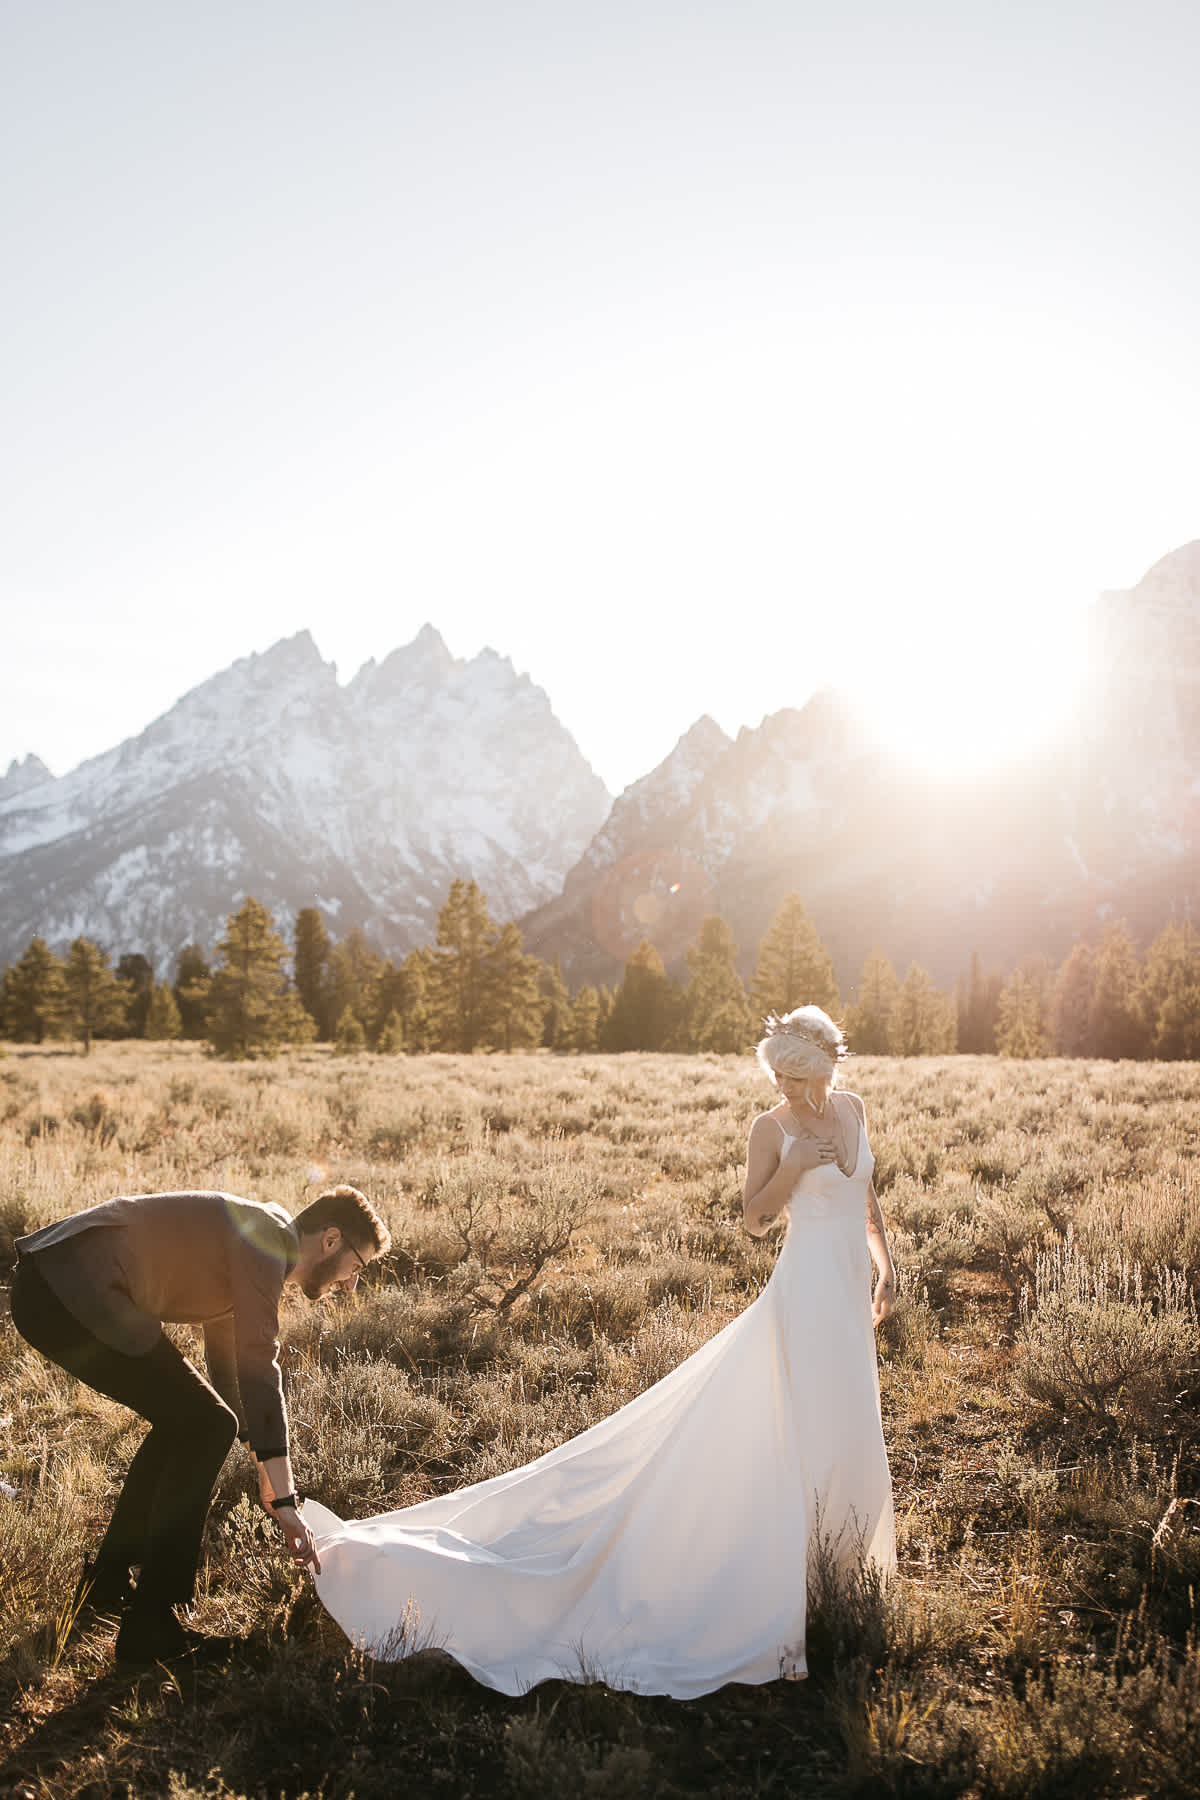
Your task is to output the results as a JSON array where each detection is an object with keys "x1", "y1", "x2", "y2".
[{"x1": 308, "y1": 1116, "x2": 894, "y2": 1697}]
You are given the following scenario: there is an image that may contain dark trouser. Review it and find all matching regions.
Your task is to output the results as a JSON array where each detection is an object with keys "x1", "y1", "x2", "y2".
[{"x1": 10, "y1": 1256, "x2": 238, "y2": 1608}]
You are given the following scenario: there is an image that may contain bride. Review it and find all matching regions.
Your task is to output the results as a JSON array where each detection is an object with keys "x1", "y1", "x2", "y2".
[{"x1": 305, "y1": 1007, "x2": 896, "y2": 1698}]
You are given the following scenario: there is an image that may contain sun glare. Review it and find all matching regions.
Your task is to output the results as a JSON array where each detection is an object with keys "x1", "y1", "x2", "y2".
[{"x1": 853, "y1": 600, "x2": 1091, "y2": 778}]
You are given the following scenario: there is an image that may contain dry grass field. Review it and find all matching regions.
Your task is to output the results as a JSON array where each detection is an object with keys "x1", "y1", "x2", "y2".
[{"x1": 2, "y1": 1042, "x2": 1199, "y2": 1799}]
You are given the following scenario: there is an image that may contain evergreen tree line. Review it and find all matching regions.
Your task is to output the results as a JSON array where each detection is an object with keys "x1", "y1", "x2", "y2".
[
  {"x1": 951, "y1": 919, "x2": 1200, "y2": 1060},
  {"x1": 2, "y1": 888, "x2": 1192, "y2": 1060}
]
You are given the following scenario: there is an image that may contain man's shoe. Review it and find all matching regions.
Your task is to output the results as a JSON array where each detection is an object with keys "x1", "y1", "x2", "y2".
[
  {"x1": 73, "y1": 1555, "x2": 136, "y2": 1619},
  {"x1": 114, "y1": 1601, "x2": 234, "y2": 1667}
]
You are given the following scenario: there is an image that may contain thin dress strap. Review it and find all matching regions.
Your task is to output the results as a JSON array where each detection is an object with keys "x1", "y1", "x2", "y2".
[{"x1": 775, "y1": 1096, "x2": 863, "y2": 1176}]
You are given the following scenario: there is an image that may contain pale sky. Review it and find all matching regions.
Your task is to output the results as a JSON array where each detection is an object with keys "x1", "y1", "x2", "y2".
[{"x1": 4, "y1": 0, "x2": 1198, "y2": 794}]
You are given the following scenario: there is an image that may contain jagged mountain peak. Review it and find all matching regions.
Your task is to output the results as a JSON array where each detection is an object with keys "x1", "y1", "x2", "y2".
[
  {"x1": 413, "y1": 621, "x2": 450, "y2": 652},
  {"x1": 257, "y1": 628, "x2": 325, "y2": 668},
  {"x1": 242, "y1": 630, "x2": 331, "y2": 685},
  {"x1": 160, "y1": 630, "x2": 336, "y2": 721},
  {"x1": 1132, "y1": 539, "x2": 1200, "y2": 597},
  {"x1": 462, "y1": 644, "x2": 528, "y2": 693},
  {"x1": 176, "y1": 630, "x2": 332, "y2": 700},
  {"x1": 140, "y1": 633, "x2": 339, "y2": 747},
  {"x1": 0, "y1": 754, "x2": 54, "y2": 800},
  {"x1": 673, "y1": 713, "x2": 730, "y2": 757},
  {"x1": 8, "y1": 538, "x2": 1200, "y2": 993},
  {"x1": 734, "y1": 688, "x2": 861, "y2": 757},
  {"x1": 1098, "y1": 541, "x2": 1200, "y2": 634},
  {"x1": 1092, "y1": 541, "x2": 1200, "y2": 713},
  {"x1": 352, "y1": 623, "x2": 458, "y2": 697},
  {"x1": 560, "y1": 715, "x2": 732, "y2": 895},
  {"x1": 475, "y1": 644, "x2": 518, "y2": 674},
  {"x1": 612, "y1": 715, "x2": 730, "y2": 812},
  {"x1": 347, "y1": 634, "x2": 553, "y2": 736},
  {"x1": 524, "y1": 539, "x2": 1200, "y2": 989},
  {"x1": 0, "y1": 626, "x2": 611, "y2": 969}
]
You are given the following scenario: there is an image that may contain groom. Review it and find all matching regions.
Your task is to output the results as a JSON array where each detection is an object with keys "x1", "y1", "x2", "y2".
[{"x1": 10, "y1": 1184, "x2": 390, "y2": 1664}]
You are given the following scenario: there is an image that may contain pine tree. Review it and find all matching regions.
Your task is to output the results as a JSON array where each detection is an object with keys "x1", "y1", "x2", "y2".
[
  {"x1": 115, "y1": 953, "x2": 155, "y2": 1037},
  {"x1": 538, "y1": 956, "x2": 573, "y2": 1050},
  {"x1": 207, "y1": 896, "x2": 311, "y2": 1058},
  {"x1": 956, "y1": 951, "x2": 1004, "y2": 1053},
  {"x1": 376, "y1": 1008, "x2": 406, "y2": 1054},
  {"x1": 995, "y1": 956, "x2": 1053, "y2": 1058},
  {"x1": 376, "y1": 950, "x2": 431, "y2": 1052},
  {"x1": 3, "y1": 937, "x2": 67, "y2": 1042},
  {"x1": 284, "y1": 991, "x2": 319, "y2": 1046},
  {"x1": 333, "y1": 1004, "x2": 367, "y2": 1054},
  {"x1": 749, "y1": 894, "x2": 838, "y2": 1025},
  {"x1": 844, "y1": 948, "x2": 901, "y2": 1054},
  {"x1": 1088, "y1": 922, "x2": 1146, "y2": 1060},
  {"x1": 484, "y1": 923, "x2": 544, "y2": 1051},
  {"x1": 64, "y1": 937, "x2": 123, "y2": 1053},
  {"x1": 173, "y1": 944, "x2": 211, "y2": 1037},
  {"x1": 605, "y1": 940, "x2": 679, "y2": 1051},
  {"x1": 144, "y1": 981, "x2": 183, "y2": 1041},
  {"x1": 893, "y1": 963, "x2": 957, "y2": 1055},
  {"x1": 328, "y1": 928, "x2": 385, "y2": 1044},
  {"x1": 1141, "y1": 921, "x2": 1200, "y2": 1059},
  {"x1": 567, "y1": 985, "x2": 602, "y2": 1052},
  {"x1": 1050, "y1": 943, "x2": 1094, "y2": 1055},
  {"x1": 680, "y1": 917, "x2": 754, "y2": 1052},
  {"x1": 428, "y1": 880, "x2": 498, "y2": 1052},
  {"x1": 293, "y1": 907, "x2": 335, "y2": 1037}
]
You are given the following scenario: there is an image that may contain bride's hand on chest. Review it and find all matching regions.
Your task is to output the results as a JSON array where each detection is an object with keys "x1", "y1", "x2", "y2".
[{"x1": 782, "y1": 1132, "x2": 837, "y2": 1172}]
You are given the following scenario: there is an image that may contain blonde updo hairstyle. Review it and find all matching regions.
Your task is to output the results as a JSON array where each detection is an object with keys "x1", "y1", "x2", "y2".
[{"x1": 755, "y1": 1006, "x2": 847, "y2": 1107}]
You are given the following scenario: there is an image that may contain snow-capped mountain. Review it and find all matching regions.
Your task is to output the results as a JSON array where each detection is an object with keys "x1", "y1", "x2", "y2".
[
  {"x1": 521, "y1": 685, "x2": 915, "y2": 981},
  {"x1": 523, "y1": 544, "x2": 1200, "y2": 987},
  {"x1": 5, "y1": 543, "x2": 1200, "y2": 989},
  {"x1": 0, "y1": 630, "x2": 610, "y2": 970},
  {"x1": 0, "y1": 756, "x2": 53, "y2": 803}
]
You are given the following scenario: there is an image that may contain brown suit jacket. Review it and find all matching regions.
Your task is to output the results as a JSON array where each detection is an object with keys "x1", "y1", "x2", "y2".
[{"x1": 16, "y1": 1191, "x2": 299, "y2": 1457}]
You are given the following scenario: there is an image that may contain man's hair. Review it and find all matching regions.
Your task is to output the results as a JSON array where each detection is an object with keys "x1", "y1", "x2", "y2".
[{"x1": 293, "y1": 1186, "x2": 391, "y2": 1258}]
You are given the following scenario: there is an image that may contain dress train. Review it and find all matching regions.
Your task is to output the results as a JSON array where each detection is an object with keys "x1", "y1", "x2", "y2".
[{"x1": 307, "y1": 1115, "x2": 893, "y2": 1697}]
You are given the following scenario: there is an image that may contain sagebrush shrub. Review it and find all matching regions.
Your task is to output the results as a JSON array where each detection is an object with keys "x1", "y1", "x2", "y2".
[{"x1": 1017, "y1": 1237, "x2": 1200, "y2": 1434}]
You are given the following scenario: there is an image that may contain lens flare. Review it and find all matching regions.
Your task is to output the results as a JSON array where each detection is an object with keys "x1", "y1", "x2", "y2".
[{"x1": 591, "y1": 849, "x2": 713, "y2": 966}]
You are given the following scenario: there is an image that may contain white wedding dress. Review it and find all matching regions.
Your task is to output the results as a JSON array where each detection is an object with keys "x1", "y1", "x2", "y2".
[{"x1": 306, "y1": 1103, "x2": 894, "y2": 1698}]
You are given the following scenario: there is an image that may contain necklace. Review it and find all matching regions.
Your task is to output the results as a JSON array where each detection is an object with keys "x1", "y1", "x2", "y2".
[
  {"x1": 788, "y1": 1088, "x2": 831, "y2": 1124},
  {"x1": 788, "y1": 1095, "x2": 848, "y2": 1170}
]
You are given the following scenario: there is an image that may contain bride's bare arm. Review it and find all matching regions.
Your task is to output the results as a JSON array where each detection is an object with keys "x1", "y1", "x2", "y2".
[
  {"x1": 866, "y1": 1181, "x2": 897, "y2": 1325},
  {"x1": 742, "y1": 1114, "x2": 828, "y2": 1237},
  {"x1": 842, "y1": 1093, "x2": 895, "y2": 1326}
]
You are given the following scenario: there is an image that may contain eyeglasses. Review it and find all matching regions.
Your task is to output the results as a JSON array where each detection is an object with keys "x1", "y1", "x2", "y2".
[{"x1": 331, "y1": 1240, "x2": 371, "y2": 1295}]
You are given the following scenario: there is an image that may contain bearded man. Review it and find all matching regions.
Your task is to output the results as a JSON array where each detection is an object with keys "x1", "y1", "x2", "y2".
[{"x1": 11, "y1": 1183, "x2": 390, "y2": 1664}]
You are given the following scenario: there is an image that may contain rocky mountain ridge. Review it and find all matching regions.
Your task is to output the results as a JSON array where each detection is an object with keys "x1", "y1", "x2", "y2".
[
  {"x1": 0, "y1": 629, "x2": 610, "y2": 970},
  {"x1": 522, "y1": 542, "x2": 1200, "y2": 987},
  {"x1": 0, "y1": 755, "x2": 54, "y2": 803},
  {"x1": 4, "y1": 542, "x2": 1199, "y2": 989}
]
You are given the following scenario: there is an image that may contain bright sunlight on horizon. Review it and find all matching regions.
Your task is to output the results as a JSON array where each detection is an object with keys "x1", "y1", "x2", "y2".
[{"x1": 3, "y1": 2, "x2": 1198, "y2": 794}]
